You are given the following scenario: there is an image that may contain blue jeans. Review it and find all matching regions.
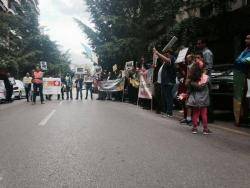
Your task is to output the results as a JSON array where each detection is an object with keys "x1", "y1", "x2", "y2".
[
  {"x1": 76, "y1": 87, "x2": 82, "y2": 99},
  {"x1": 86, "y1": 84, "x2": 93, "y2": 99},
  {"x1": 33, "y1": 83, "x2": 44, "y2": 103}
]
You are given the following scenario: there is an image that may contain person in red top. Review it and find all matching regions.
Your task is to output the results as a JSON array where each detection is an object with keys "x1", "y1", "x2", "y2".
[{"x1": 32, "y1": 66, "x2": 45, "y2": 104}]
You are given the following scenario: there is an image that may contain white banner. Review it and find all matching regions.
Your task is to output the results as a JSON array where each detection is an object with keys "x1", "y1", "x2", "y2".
[
  {"x1": 138, "y1": 68, "x2": 154, "y2": 99},
  {"x1": 43, "y1": 78, "x2": 61, "y2": 95}
]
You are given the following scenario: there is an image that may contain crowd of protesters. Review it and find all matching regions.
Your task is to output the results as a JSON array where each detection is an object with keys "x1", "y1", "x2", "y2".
[
  {"x1": 0, "y1": 35, "x2": 249, "y2": 131},
  {"x1": 100, "y1": 35, "x2": 249, "y2": 133}
]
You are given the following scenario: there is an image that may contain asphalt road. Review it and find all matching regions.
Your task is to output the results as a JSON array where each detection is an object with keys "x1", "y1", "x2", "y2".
[{"x1": 0, "y1": 96, "x2": 250, "y2": 188}]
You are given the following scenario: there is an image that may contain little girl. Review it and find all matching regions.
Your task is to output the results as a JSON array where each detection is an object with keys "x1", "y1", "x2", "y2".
[{"x1": 186, "y1": 53, "x2": 211, "y2": 134}]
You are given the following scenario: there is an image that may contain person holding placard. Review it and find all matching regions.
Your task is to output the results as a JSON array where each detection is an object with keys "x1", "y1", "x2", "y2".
[{"x1": 153, "y1": 48, "x2": 176, "y2": 117}]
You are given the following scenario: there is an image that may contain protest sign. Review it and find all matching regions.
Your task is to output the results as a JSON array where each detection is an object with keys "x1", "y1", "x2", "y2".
[
  {"x1": 113, "y1": 64, "x2": 118, "y2": 72},
  {"x1": 125, "y1": 61, "x2": 134, "y2": 71},
  {"x1": 43, "y1": 78, "x2": 61, "y2": 95},
  {"x1": 40, "y1": 61, "x2": 47, "y2": 71},
  {"x1": 99, "y1": 78, "x2": 125, "y2": 92},
  {"x1": 175, "y1": 48, "x2": 189, "y2": 63},
  {"x1": 138, "y1": 68, "x2": 154, "y2": 99},
  {"x1": 162, "y1": 36, "x2": 178, "y2": 52}
]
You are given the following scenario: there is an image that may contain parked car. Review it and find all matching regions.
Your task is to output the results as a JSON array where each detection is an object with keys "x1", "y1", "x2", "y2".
[
  {"x1": 0, "y1": 80, "x2": 6, "y2": 102},
  {"x1": 13, "y1": 80, "x2": 26, "y2": 99},
  {"x1": 210, "y1": 64, "x2": 234, "y2": 111}
]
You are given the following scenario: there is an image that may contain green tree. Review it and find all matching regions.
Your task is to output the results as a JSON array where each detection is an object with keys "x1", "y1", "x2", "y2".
[
  {"x1": 0, "y1": 0, "x2": 71, "y2": 78},
  {"x1": 77, "y1": 0, "x2": 182, "y2": 70}
]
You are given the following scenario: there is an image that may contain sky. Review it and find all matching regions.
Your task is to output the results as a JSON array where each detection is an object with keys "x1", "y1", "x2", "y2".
[{"x1": 39, "y1": 0, "x2": 93, "y2": 66}]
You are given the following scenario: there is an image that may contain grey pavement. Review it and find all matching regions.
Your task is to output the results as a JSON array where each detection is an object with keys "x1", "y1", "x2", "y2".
[{"x1": 0, "y1": 96, "x2": 250, "y2": 188}]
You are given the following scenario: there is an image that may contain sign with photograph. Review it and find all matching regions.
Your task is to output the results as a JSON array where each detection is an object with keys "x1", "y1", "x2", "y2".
[
  {"x1": 43, "y1": 78, "x2": 61, "y2": 95},
  {"x1": 40, "y1": 61, "x2": 47, "y2": 71}
]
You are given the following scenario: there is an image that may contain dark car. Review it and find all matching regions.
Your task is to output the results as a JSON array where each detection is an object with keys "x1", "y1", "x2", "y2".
[{"x1": 210, "y1": 64, "x2": 234, "y2": 111}]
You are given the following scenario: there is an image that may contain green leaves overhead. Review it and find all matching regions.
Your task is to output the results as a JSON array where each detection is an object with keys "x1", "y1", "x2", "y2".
[
  {"x1": 0, "y1": 0, "x2": 71, "y2": 78},
  {"x1": 77, "y1": 0, "x2": 182, "y2": 69}
]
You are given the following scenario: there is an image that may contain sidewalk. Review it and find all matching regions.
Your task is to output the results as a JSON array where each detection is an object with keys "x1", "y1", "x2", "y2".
[{"x1": 173, "y1": 110, "x2": 250, "y2": 137}]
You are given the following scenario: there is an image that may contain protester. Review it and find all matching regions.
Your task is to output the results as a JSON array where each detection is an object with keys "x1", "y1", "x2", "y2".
[
  {"x1": 32, "y1": 67, "x2": 45, "y2": 104},
  {"x1": 127, "y1": 67, "x2": 139, "y2": 104},
  {"x1": 5, "y1": 73, "x2": 15, "y2": 103},
  {"x1": 153, "y1": 54, "x2": 163, "y2": 114},
  {"x1": 196, "y1": 38, "x2": 214, "y2": 123},
  {"x1": 137, "y1": 56, "x2": 152, "y2": 109},
  {"x1": 0, "y1": 71, "x2": 12, "y2": 103},
  {"x1": 186, "y1": 54, "x2": 211, "y2": 134},
  {"x1": 75, "y1": 75, "x2": 84, "y2": 100},
  {"x1": 196, "y1": 38, "x2": 214, "y2": 77},
  {"x1": 106, "y1": 72, "x2": 112, "y2": 100},
  {"x1": 65, "y1": 73, "x2": 73, "y2": 100},
  {"x1": 177, "y1": 54, "x2": 194, "y2": 125},
  {"x1": 233, "y1": 34, "x2": 250, "y2": 126},
  {"x1": 96, "y1": 70, "x2": 107, "y2": 100},
  {"x1": 85, "y1": 72, "x2": 93, "y2": 100},
  {"x1": 23, "y1": 72, "x2": 32, "y2": 102},
  {"x1": 153, "y1": 48, "x2": 176, "y2": 117}
]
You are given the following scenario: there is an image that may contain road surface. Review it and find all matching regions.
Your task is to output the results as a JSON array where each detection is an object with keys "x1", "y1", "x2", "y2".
[{"x1": 0, "y1": 97, "x2": 250, "y2": 188}]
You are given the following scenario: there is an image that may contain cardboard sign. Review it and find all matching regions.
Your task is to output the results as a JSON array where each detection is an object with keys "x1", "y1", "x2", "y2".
[
  {"x1": 175, "y1": 48, "x2": 189, "y2": 64},
  {"x1": 162, "y1": 36, "x2": 178, "y2": 52},
  {"x1": 113, "y1": 64, "x2": 118, "y2": 72},
  {"x1": 138, "y1": 68, "x2": 154, "y2": 99}
]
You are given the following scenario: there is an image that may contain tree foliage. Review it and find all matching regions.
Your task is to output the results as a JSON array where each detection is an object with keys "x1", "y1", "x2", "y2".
[
  {"x1": 77, "y1": 0, "x2": 182, "y2": 70},
  {"x1": 0, "y1": 0, "x2": 71, "y2": 78},
  {"x1": 78, "y1": 0, "x2": 247, "y2": 69}
]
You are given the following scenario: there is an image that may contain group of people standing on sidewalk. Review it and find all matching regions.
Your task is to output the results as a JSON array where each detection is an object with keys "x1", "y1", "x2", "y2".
[
  {"x1": 152, "y1": 38, "x2": 213, "y2": 134},
  {"x1": 124, "y1": 35, "x2": 250, "y2": 133}
]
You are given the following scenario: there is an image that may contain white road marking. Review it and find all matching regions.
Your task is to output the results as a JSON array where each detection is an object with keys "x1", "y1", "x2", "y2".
[
  {"x1": 59, "y1": 101, "x2": 64, "y2": 105},
  {"x1": 38, "y1": 109, "x2": 56, "y2": 126}
]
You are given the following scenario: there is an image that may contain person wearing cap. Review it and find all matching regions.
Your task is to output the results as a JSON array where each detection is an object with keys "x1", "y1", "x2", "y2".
[{"x1": 153, "y1": 48, "x2": 176, "y2": 117}]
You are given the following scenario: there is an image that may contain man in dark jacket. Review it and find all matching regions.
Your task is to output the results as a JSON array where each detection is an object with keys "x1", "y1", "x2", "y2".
[
  {"x1": 153, "y1": 48, "x2": 176, "y2": 117},
  {"x1": 153, "y1": 59, "x2": 163, "y2": 114},
  {"x1": 75, "y1": 75, "x2": 84, "y2": 100}
]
